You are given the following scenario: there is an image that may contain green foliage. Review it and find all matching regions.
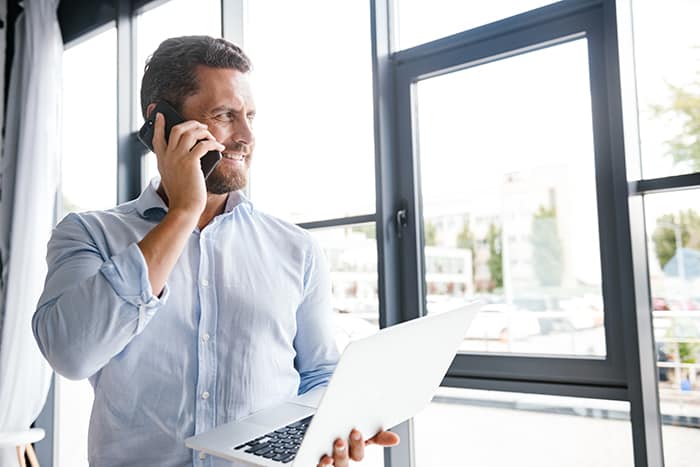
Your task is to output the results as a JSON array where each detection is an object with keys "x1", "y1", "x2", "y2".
[
  {"x1": 456, "y1": 220, "x2": 476, "y2": 281},
  {"x1": 456, "y1": 220, "x2": 474, "y2": 250},
  {"x1": 424, "y1": 220, "x2": 438, "y2": 247},
  {"x1": 652, "y1": 76, "x2": 700, "y2": 171},
  {"x1": 487, "y1": 223, "x2": 503, "y2": 290},
  {"x1": 531, "y1": 205, "x2": 563, "y2": 287},
  {"x1": 679, "y1": 342, "x2": 699, "y2": 364},
  {"x1": 651, "y1": 209, "x2": 700, "y2": 269}
]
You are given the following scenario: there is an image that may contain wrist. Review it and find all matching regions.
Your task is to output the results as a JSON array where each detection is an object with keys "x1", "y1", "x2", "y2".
[{"x1": 164, "y1": 208, "x2": 200, "y2": 228}]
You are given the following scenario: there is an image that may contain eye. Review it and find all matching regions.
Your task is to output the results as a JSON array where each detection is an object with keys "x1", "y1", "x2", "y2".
[
  {"x1": 247, "y1": 113, "x2": 256, "y2": 122},
  {"x1": 215, "y1": 112, "x2": 235, "y2": 122}
]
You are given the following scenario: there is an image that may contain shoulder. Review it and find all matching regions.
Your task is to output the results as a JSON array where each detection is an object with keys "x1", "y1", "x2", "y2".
[
  {"x1": 53, "y1": 200, "x2": 142, "y2": 242},
  {"x1": 249, "y1": 210, "x2": 317, "y2": 251}
]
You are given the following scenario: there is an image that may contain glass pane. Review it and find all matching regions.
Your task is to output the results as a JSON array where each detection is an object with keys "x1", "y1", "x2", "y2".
[
  {"x1": 55, "y1": 376, "x2": 93, "y2": 467},
  {"x1": 395, "y1": 0, "x2": 557, "y2": 51},
  {"x1": 644, "y1": 189, "x2": 700, "y2": 466},
  {"x1": 58, "y1": 27, "x2": 117, "y2": 467},
  {"x1": 308, "y1": 224, "x2": 379, "y2": 353},
  {"x1": 633, "y1": 1, "x2": 700, "y2": 179},
  {"x1": 62, "y1": 28, "x2": 117, "y2": 215},
  {"x1": 135, "y1": 0, "x2": 222, "y2": 187},
  {"x1": 414, "y1": 387, "x2": 634, "y2": 466},
  {"x1": 308, "y1": 224, "x2": 382, "y2": 467},
  {"x1": 246, "y1": 1, "x2": 375, "y2": 223},
  {"x1": 415, "y1": 39, "x2": 606, "y2": 357}
]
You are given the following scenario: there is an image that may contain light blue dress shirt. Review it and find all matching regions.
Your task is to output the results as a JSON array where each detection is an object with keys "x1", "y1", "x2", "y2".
[{"x1": 33, "y1": 179, "x2": 340, "y2": 467}]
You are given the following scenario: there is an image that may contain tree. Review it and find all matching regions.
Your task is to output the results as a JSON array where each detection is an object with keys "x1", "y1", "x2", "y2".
[
  {"x1": 456, "y1": 220, "x2": 476, "y2": 282},
  {"x1": 530, "y1": 205, "x2": 563, "y2": 287},
  {"x1": 456, "y1": 220, "x2": 474, "y2": 250},
  {"x1": 424, "y1": 220, "x2": 438, "y2": 247},
  {"x1": 651, "y1": 209, "x2": 700, "y2": 269},
  {"x1": 652, "y1": 75, "x2": 700, "y2": 171},
  {"x1": 486, "y1": 223, "x2": 503, "y2": 290}
]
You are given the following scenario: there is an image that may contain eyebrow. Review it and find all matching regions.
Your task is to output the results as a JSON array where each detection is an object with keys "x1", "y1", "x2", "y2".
[{"x1": 210, "y1": 106, "x2": 255, "y2": 114}]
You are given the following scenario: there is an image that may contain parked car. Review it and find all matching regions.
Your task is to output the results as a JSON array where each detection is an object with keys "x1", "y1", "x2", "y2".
[{"x1": 465, "y1": 304, "x2": 541, "y2": 342}]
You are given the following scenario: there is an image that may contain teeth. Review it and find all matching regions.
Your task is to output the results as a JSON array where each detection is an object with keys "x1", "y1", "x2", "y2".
[{"x1": 223, "y1": 154, "x2": 244, "y2": 161}]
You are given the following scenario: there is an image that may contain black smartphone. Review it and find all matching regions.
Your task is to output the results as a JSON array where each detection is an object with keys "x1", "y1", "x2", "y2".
[{"x1": 137, "y1": 101, "x2": 222, "y2": 179}]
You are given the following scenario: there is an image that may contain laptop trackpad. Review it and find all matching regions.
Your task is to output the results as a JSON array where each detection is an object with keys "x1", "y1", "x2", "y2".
[{"x1": 243, "y1": 402, "x2": 314, "y2": 429}]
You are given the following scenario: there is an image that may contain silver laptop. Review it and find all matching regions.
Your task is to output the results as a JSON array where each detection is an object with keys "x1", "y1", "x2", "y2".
[{"x1": 185, "y1": 302, "x2": 480, "y2": 466}]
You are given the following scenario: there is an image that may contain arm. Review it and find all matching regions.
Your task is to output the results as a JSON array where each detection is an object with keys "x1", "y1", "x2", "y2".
[
  {"x1": 293, "y1": 238, "x2": 340, "y2": 394},
  {"x1": 32, "y1": 214, "x2": 170, "y2": 380},
  {"x1": 32, "y1": 114, "x2": 224, "y2": 380}
]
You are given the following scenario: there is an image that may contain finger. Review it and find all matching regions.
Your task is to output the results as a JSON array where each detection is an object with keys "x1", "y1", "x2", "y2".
[
  {"x1": 366, "y1": 430, "x2": 400, "y2": 447},
  {"x1": 174, "y1": 127, "x2": 221, "y2": 155},
  {"x1": 317, "y1": 454, "x2": 333, "y2": 467},
  {"x1": 332, "y1": 438, "x2": 349, "y2": 467},
  {"x1": 152, "y1": 113, "x2": 167, "y2": 155},
  {"x1": 189, "y1": 139, "x2": 226, "y2": 161},
  {"x1": 168, "y1": 120, "x2": 209, "y2": 150},
  {"x1": 348, "y1": 429, "x2": 364, "y2": 461}
]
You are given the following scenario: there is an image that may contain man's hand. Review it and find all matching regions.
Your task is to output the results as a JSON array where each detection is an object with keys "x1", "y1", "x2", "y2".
[
  {"x1": 316, "y1": 429, "x2": 400, "y2": 466},
  {"x1": 152, "y1": 112, "x2": 225, "y2": 216},
  {"x1": 138, "y1": 112, "x2": 225, "y2": 297}
]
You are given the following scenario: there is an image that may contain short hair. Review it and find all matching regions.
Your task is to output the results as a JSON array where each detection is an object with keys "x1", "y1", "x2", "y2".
[{"x1": 140, "y1": 35, "x2": 252, "y2": 118}]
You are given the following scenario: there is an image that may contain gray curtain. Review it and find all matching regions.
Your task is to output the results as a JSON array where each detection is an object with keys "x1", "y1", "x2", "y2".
[{"x1": 0, "y1": 0, "x2": 62, "y2": 463}]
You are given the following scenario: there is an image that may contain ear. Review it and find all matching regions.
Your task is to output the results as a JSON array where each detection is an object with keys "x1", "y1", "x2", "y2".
[{"x1": 145, "y1": 103, "x2": 157, "y2": 119}]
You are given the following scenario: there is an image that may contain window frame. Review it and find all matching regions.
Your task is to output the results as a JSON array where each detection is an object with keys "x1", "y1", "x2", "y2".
[{"x1": 371, "y1": 0, "x2": 664, "y2": 465}]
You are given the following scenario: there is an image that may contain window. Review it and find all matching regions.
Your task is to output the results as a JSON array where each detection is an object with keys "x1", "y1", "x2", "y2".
[
  {"x1": 245, "y1": 0, "x2": 375, "y2": 223},
  {"x1": 394, "y1": 0, "x2": 558, "y2": 51},
  {"x1": 58, "y1": 25, "x2": 118, "y2": 467},
  {"x1": 632, "y1": 0, "x2": 700, "y2": 179},
  {"x1": 415, "y1": 38, "x2": 605, "y2": 357},
  {"x1": 61, "y1": 28, "x2": 118, "y2": 215},
  {"x1": 309, "y1": 224, "x2": 379, "y2": 352},
  {"x1": 626, "y1": 1, "x2": 700, "y2": 464},
  {"x1": 643, "y1": 190, "x2": 700, "y2": 464}
]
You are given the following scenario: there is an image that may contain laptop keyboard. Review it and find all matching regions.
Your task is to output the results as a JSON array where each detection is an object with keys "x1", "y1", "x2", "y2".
[{"x1": 233, "y1": 415, "x2": 313, "y2": 464}]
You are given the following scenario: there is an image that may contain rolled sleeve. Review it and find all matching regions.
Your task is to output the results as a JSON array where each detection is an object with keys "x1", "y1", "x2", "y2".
[{"x1": 100, "y1": 242, "x2": 169, "y2": 333}]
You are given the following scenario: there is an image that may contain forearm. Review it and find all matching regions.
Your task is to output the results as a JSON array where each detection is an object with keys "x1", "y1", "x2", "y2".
[{"x1": 138, "y1": 209, "x2": 198, "y2": 296}]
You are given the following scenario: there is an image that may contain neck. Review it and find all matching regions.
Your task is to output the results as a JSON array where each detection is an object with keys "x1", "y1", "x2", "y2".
[{"x1": 156, "y1": 184, "x2": 229, "y2": 230}]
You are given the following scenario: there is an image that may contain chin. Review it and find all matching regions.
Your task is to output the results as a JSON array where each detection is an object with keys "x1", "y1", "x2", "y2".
[{"x1": 205, "y1": 165, "x2": 249, "y2": 194}]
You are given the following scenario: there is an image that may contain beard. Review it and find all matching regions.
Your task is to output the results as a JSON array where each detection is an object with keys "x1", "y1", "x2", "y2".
[{"x1": 205, "y1": 157, "x2": 250, "y2": 194}]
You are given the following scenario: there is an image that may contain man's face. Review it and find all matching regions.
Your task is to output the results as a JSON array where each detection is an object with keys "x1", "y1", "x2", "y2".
[{"x1": 180, "y1": 66, "x2": 256, "y2": 194}]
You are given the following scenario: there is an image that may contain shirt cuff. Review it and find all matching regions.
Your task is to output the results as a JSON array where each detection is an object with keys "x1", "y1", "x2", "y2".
[{"x1": 99, "y1": 242, "x2": 169, "y2": 333}]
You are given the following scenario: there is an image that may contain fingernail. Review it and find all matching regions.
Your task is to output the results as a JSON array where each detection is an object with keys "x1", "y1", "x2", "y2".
[
  {"x1": 352, "y1": 432, "x2": 361, "y2": 441},
  {"x1": 335, "y1": 441, "x2": 345, "y2": 451}
]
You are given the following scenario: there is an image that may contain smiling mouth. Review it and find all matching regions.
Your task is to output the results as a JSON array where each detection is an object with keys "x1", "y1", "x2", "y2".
[{"x1": 222, "y1": 153, "x2": 247, "y2": 162}]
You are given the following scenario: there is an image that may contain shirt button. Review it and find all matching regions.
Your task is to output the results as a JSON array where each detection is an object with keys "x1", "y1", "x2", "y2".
[
  {"x1": 201, "y1": 278, "x2": 210, "y2": 287},
  {"x1": 202, "y1": 333, "x2": 210, "y2": 342},
  {"x1": 201, "y1": 391, "x2": 210, "y2": 400},
  {"x1": 199, "y1": 452, "x2": 207, "y2": 460}
]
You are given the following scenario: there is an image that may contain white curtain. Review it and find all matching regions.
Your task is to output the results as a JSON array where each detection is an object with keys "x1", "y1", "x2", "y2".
[{"x1": 0, "y1": 0, "x2": 62, "y2": 464}]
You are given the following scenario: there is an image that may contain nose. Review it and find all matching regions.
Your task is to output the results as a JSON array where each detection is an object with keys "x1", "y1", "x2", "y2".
[{"x1": 232, "y1": 116, "x2": 254, "y2": 150}]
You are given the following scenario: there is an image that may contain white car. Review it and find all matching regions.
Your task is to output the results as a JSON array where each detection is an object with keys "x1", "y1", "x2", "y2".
[{"x1": 465, "y1": 304, "x2": 541, "y2": 342}]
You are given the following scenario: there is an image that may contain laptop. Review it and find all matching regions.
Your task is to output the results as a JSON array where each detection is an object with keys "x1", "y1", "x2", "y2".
[{"x1": 185, "y1": 302, "x2": 480, "y2": 466}]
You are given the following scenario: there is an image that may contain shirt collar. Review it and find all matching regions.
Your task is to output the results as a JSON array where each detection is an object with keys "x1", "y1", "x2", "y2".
[{"x1": 135, "y1": 177, "x2": 254, "y2": 220}]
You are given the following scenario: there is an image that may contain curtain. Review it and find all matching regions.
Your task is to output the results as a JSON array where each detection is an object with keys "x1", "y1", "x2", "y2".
[{"x1": 0, "y1": 0, "x2": 62, "y2": 464}]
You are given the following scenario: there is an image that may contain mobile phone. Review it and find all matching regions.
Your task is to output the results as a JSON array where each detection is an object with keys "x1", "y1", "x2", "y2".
[{"x1": 137, "y1": 101, "x2": 222, "y2": 179}]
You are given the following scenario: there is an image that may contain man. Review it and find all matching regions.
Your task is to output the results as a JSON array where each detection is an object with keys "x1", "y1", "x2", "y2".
[{"x1": 33, "y1": 36, "x2": 398, "y2": 467}]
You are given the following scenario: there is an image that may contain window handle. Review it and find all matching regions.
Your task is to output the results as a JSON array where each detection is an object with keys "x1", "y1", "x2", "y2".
[{"x1": 396, "y1": 208, "x2": 408, "y2": 238}]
